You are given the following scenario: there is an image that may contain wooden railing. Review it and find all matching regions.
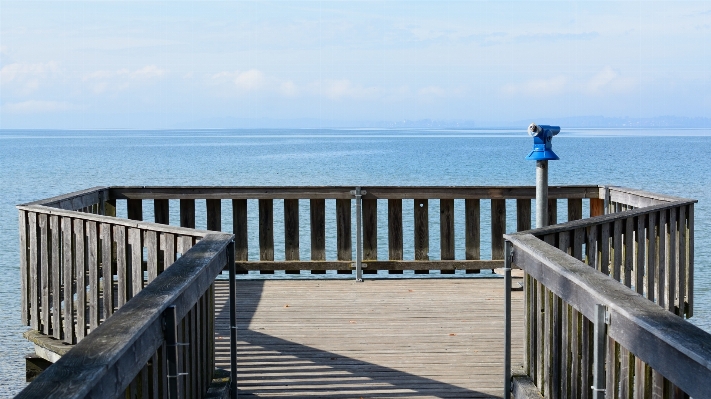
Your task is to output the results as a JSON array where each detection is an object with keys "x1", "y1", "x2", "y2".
[
  {"x1": 16, "y1": 233, "x2": 234, "y2": 399},
  {"x1": 18, "y1": 184, "x2": 697, "y2": 399},
  {"x1": 21, "y1": 186, "x2": 110, "y2": 213},
  {"x1": 16, "y1": 185, "x2": 605, "y2": 354},
  {"x1": 18, "y1": 189, "x2": 209, "y2": 345},
  {"x1": 507, "y1": 188, "x2": 700, "y2": 398},
  {"x1": 533, "y1": 186, "x2": 695, "y2": 316},
  {"x1": 108, "y1": 185, "x2": 602, "y2": 274}
]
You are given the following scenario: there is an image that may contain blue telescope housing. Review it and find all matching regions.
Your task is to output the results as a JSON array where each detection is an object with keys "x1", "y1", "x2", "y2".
[{"x1": 525, "y1": 123, "x2": 560, "y2": 161}]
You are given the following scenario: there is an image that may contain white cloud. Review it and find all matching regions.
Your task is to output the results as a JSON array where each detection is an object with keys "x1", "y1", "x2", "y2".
[
  {"x1": 323, "y1": 79, "x2": 380, "y2": 100},
  {"x1": 280, "y1": 81, "x2": 298, "y2": 97},
  {"x1": 131, "y1": 65, "x2": 165, "y2": 80},
  {"x1": 210, "y1": 69, "x2": 301, "y2": 97},
  {"x1": 502, "y1": 69, "x2": 637, "y2": 98},
  {"x1": 586, "y1": 66, "x2": 617, "y2": 93},
  {"x1": 502, "y1": 76, "x2": 568, "y2": 96},
  {"x1": 83, "y1": 65, "x2": 166, "y2": 93},
  {"x1": 87, "y1": 69, "x2": 129, "y2": 80},
  {"x1": 0, "y1": 61, "x2": 59, "y2": 95},
  {"x1": 234, "y1": 69, "x2": 264, "y2": 91},
  {"x1": 584, "y1": 66, "x2": 635, "y2": 94},
  {"x1": 524, "y1": 76, "x2": 568, "y2": 95},
  {"x1": 4, "y1": 100, "x2": 77, "y2": 114},
  {"x1": 211, "y1": 69, "x2": 267, "y2": 92}
]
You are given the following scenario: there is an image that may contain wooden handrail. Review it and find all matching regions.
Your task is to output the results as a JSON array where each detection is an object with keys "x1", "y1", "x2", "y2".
[
  {"x1": 18, "y1": 204, "x2": 212, "y2": 238},
  {"x1": 109, "y1": 185, "x2": 601, "y2": 200},
  {"x1": 16, "y1": 233, "x2": 233, "y2": 399},
  {"x1": 20, "y1": 186, "x2": 109, "y2": 210},
  {"x1": 518, "y1": 199, "x2": 697, "y2": 237},
  {"x1": 506, "y1": 233, "x2": 709, "y2": 398},
  {"x1": 606, "y1": 186, "x2": 693, "y2": 206}
]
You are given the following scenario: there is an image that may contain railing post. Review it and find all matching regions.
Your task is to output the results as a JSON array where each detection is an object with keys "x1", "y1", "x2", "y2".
[
  {"x1": 165, "y1": 305, "x2": 180, "y2": 399},
  {"x1": 592, "y1": 304, "x2": 607, "y2": 398},
  {"x1": 603, "y1": 186, "x2": 610, "y2": 215},
  {"x1": 228, "y1": 240, "x2": 238, "y2": 398},
  {"x1": 503, "y1": 240, "x2": 512, "y2": 399},
  {"x1": 353, "y1": 187, "x2": 364, "y2": 282}
]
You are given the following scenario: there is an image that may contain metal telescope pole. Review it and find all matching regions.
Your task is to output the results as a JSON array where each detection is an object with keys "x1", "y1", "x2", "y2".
[
  {"x1": 536, "y1": 160, "x2": 548, "y2": 228},
  {"x1": 515, "y1": 123, "x2": 559, "y2": 397}
]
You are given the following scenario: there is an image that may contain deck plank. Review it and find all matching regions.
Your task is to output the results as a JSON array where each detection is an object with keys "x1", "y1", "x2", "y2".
[{"x1": 214, "y1": 279, "x2": 524, "y2": 398}]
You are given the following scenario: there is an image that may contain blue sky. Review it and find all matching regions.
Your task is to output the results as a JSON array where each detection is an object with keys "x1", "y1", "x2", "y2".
[{"x1": 1, "y1": 1, "x2": 710, "y2": 128}]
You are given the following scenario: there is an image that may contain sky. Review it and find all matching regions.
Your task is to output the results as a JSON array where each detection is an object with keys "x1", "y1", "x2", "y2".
[{"x1": 1, "y1": 1, "x2": 710, "y2": 129}]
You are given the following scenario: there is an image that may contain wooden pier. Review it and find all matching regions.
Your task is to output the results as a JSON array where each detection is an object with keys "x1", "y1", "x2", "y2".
[
  {"x1": 13, "y1": 185, "x2": 710, "y2": 399},
  {"x1": 214, "y1": 279, "x2": 524, "y2": 398}
]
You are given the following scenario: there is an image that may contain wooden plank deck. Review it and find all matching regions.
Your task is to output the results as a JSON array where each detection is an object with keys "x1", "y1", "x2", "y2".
[{"x1": 214, "y1": 278, "x2": 524, "y2": 398}]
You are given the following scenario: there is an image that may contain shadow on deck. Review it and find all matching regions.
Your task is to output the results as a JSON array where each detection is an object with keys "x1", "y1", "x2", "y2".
[{"x1": 214, "y1": 279, "x2": 524, "y2": 398}]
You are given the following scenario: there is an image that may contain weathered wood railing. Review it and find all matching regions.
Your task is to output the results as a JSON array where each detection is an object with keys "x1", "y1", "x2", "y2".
[
  {"x1": 21, "y1": 186, "x2": 110, "y2": 214},
  {"x1": 544, "y1": 186, "x2": 695, "y2": 316},
  {"x1": 18, "y1": 188, "x2": 208, "y2": 345},
  {"x1": 107, "y1": 185, "x2": 602, "y2": 274},
  {"x1": 508, "y1": 188, "x2": 700, "y2": 398},
  {"x1": 19, "y1": 184, "x2": 698, "y2": 398},
  {"x1": 17, "y1": 233, "x2": 234, "y2": 398}
]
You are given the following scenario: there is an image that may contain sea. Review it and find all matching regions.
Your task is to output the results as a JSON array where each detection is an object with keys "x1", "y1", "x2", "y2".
[{"x1": 1, "y1": 128, "x2": 710, "y2": 396}]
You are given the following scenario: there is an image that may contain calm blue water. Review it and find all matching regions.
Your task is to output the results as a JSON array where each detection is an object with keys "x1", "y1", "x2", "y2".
[{"x1": 1, "y1": 128, "x2": 710, "y2": 395}]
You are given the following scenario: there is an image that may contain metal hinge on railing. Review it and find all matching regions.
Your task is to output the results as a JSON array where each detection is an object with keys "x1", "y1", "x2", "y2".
[{"x1": 164, "y1": 305, "x2": 190, "y2": 398}]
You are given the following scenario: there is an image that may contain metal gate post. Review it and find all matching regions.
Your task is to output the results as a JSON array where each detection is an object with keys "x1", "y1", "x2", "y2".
[
  {"x1": 592, "y1": 304, "x2": 608, "y2": 398},
  {"x1": 503, "y1": 241, "x2": 512, "y2": 399},
  {"x1": 353, "y1": 187, "x2": 364, "y2": 282},
  {"x1": 228, "y1": 240, "x2": 238, "y2": 398}
]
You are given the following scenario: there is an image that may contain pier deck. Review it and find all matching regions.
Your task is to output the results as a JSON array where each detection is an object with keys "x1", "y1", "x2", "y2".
[
  {"x1": 18, "y1": 185, "x2": 704, "y2": 399},
  {"x1": 214, "y1": 278, "x2": 524, "y2": 398}
]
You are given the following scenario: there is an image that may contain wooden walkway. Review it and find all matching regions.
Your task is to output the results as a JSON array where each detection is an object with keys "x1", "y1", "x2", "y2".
[{"x1": 214, "y1": 278, "x2": 524, "y2": 398}]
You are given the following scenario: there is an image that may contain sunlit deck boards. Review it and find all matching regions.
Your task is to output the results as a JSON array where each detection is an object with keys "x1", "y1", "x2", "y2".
[{"x1": 214, "y1": 278, "x2": 524, "y2": 398}]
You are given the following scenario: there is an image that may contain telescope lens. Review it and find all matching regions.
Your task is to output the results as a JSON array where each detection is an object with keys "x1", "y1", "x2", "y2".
[{"x1": 528, "y1": 123, "x2": 539, "y2": 137}]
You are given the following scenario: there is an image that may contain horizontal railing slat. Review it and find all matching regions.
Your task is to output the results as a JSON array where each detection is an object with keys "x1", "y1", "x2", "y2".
[
  {"x1": 234, "y1": 259, "x2": 504, "y2": 272},
  {"x1": 20, "y1": 186, "x2": 109, "y2": 209},
  {"x1": 18, "y1": 204, "x2": 209, "y2": 238},
  {"x1": 109, "y1": 185, "x2": 601, "y2": 200},
  {"x1": 520, "y1": 199, "x2": 697, "y2": 237},
  {"x1": 607, "y1": 186, "x2": 692, "y2": 207}
]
